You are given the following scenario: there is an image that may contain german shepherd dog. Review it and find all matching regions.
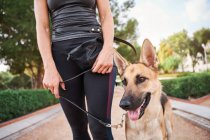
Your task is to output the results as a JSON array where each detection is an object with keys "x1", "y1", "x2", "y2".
[{"x1": 113, "y1": 39, "x2": 173, "y2": 140}]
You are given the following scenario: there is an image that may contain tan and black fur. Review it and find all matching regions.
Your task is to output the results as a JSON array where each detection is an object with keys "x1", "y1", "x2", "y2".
[{"x1": 113, "y1": 39, "x2": 173, "y2": 140}]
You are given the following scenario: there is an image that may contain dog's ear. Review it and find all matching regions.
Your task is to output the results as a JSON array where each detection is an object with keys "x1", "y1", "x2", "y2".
[
  {"x1": 140, "y1": 39, "x2": 158, "y2": 68},
  {"x1": 113, "y1": 49, "x2": 128, "y2": 76}
]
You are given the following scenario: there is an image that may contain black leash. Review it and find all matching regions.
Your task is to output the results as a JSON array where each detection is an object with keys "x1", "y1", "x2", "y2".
[
  {"x1": 113, "y1": 36, "x2": 136, "y2": 55},
  {"x1": 59, "y1": 68, "x2": 126, "y2": 129}
]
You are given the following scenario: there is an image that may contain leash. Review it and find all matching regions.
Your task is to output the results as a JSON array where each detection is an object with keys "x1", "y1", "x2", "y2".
[{"x1": 59, "y1": 68, "x2": 127, "y2": 129}]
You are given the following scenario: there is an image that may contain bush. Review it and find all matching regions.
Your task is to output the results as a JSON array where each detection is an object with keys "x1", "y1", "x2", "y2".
[
  {"x1": 177, "y1": 72, "x2": 210, "y2": 77},
  {"x1": 5, "y1": 73, "x2": 32, "y2": 89},
  {"x1": 0, "y1": 71, "x2": 14, "y2": 89},
  {"x1": 0, "y1": 89, "x2": 59, "y2": 123},
  {"x1": 161, "y1": 73, "x2": 210, "y2": 99}
]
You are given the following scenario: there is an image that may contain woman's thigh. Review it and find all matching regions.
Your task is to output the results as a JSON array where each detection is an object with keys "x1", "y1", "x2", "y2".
[
  {"x1": 51, "y1": 40, "x2": 88, "y2": 129},
  {"x1": 83, "y1": 65, "x2": 117, "y2": 140},
  {"x1": 84, "y1": 65, "x2": 117, "y2": 120}
]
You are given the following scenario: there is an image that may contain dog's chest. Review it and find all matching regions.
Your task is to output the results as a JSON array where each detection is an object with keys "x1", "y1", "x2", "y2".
[{"x1": 126, "y1": 118, "x2": 163, "y2": 140}]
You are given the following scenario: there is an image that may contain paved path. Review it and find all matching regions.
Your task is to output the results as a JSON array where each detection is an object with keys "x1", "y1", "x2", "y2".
[
  {"x1": 1, "y1": 86, "x2": 210, "y2": 140},
  {"x1": 171, "y1": 100, "x2": 210, "y2": 120},
  {"x1": 171, "y1": 100, "x2": 210, "y2": 131}
]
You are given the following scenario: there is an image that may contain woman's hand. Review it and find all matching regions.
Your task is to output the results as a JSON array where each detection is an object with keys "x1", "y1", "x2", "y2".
[
  {"x1": 95, "y1": 0, "x2": 114, "y2": 74},
  {"x1": 92, "y1": 47, "x2": 114, "y2": 74},
  {"x1": 42, "y1": 65, "x2": 66, "y2": 98}
]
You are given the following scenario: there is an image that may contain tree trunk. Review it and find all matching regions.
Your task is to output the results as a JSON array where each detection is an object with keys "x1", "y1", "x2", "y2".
[
  {"x1": 181, "y1": 63, "x2": 184, "y2": 72},
  {"x1": 191, "y1": 57, "x2": 195, "y2": 72},
  {"x1": 35, "y1": 65, "x2": 44, "y2": 89}
]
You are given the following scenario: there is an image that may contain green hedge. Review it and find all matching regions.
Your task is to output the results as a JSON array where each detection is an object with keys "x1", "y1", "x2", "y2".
[
  {"x1": 161, "y1": 73, "x2": 210, "y2": 99},
  {"x1": 0, "y1": 89, "x2": 59, "y2": 123}
]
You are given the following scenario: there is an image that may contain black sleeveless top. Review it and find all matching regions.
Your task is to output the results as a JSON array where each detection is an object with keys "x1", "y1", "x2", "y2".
[{"x1": 47, "y1": 0, "x2": 101, "y2": 42}]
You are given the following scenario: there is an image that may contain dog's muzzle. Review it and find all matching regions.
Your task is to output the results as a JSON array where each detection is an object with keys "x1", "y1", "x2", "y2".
[{"x1": 119, "y1": 92, "x2": 151, "y2": 121}]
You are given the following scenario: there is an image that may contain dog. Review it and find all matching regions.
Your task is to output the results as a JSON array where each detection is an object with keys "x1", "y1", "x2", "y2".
[{"x1": 113, "y1": 39, "x2": 173, "y2": 140}]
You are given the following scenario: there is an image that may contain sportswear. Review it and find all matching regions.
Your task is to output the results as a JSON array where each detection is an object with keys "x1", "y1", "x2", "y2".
[{"x1": 47, "y1": 0, "x2": 101, "y2": 42}]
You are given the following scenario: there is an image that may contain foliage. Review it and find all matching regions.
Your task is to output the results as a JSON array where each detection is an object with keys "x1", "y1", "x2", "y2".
[
  {"x1": 158, "y1": 29, "x2": 207, "y2": 73},
  {"x1": 110, "y1": 0, "x2": 139, "y2": 62},
  {"x1": 0, "y1": 89, "x2": 59, "y2": 123},
  {"x1": 0, "y1": 71, "x2": 14, "y2": 89},
  {"x1": 0, "y1": 71, "x2": 32, "y2": 89},
  {"x1": 191, "y1": 28, "x2": 210, "y2": 65},
  {"x1": 5, "y1": 73, "x2": 32, "y2": 89},
  {"x1": 159, "y1": 55, "x2": 181, "y2": 73},
  {"x1": 0, "y1": 0, "x2": 43, "y2": 88},
  {"x1": 193, "y1": 28, "x2": 210, "y2": 48},
  {"x1": 158, "y1": 40, "x2": 174, "y2": 65},
  {"x1": 117, "y1": 42, "x2": 140, "y2": 63},
  {"x1": 189, "y1": 28, "x2": 210, "y2": 72},
  {"x1": 177, "y1": 71, "x2": 210, "y2": 77},
  {"x1": 160, "y1": 30, "x2": 190, "y2": 63},
  {"x1": 161, "y1": 73, "x2": 210, "y2": 99}
]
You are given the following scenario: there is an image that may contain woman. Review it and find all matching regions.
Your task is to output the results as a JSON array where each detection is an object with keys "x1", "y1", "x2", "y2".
[{"x1": 34, "y1": 0, "x2": 117, "y2": 140}]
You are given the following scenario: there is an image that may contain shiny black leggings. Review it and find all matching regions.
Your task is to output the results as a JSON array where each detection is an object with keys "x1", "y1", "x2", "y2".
[{"x1": 51, "y1": 37, "x2": 117, "y2": 140}]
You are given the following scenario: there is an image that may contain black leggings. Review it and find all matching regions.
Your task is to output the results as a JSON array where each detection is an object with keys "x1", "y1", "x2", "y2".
[{"x1": 51, "y1": 37, "x2": 117, "y2": 140}]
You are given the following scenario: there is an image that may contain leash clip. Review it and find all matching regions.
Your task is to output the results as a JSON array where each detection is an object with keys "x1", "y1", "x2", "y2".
[
  {"x1": 105, "y1": 124, "x2": 112, "y2": 127},
  {"x1": 67, "y1": 54, "x2": 71, "y2": 61}
]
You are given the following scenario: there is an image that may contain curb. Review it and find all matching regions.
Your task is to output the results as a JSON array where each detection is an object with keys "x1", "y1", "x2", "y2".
[
  {"x1": 173, "y1": 109, "x2": 210, "y2": 131},
  {"x1": 0, "y1": 105, "x2": 62, "y2": 140},
  {"x1": 171, "y1": 99, "x2": 210, "y2": 131},
  {"x1": 171, "y1": 100, "x2": 210, "y2": 120}
]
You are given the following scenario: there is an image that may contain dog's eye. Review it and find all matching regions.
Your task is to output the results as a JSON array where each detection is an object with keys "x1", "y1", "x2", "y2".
[
  {"x1": 122, "y1": 78, "x2": 127, "y2": 86},
  {"x1": 135, "y1": 75, "x2": 147, "y2": 85}
]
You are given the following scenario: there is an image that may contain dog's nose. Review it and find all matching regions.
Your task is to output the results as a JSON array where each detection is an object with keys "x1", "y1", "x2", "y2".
[{"x1": 119, "y1": 100, "x2": 131, "y2": 110}]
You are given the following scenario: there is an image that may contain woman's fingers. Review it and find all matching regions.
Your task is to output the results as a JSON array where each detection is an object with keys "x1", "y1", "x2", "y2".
[
  {"x1": 92, "y1": 62, "x2": 102, "y2": 72},
  {"x1": 43, "y1": 82, "x2": 47, "y2": 89},
  {"x1": 98, "y1": 64, "x2": 108, "y2": 73},
  {"x1": 106, "y1": 66, "x2": 113, "y2": 73},
  {"x1": 43, "y1": 81, "x2": 62, "y2": 98},
  {"x1": 60, "y1": 82, "x2": 66, "y2": 90},
  {"x1": 50, "y1": 87, "x2": 54, "y2": 95},
  {"x1": 101, "y1": 66, "x2": 109, "y2": 74},
  {"x1": 91, "y1": 57, "x2": 98, "y2": 70},
  {"x1": 53, "y1": 84, "x2": 60, "y2": 98},
  {"x1": 101, "y1": 64, "x2": 113, "y2": 74},
  {"x1": 92, "y1": 62, "x2": 113, "y2": 74}
]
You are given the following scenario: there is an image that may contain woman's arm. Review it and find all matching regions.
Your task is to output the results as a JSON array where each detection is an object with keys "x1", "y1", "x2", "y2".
[
  {"x1": 97, "y1": 0, "x2": 114, "y2": 50},
  {"x1": 92, "y1": 0, "x2": 114, "y2": 74},
  {"x1": 34, "y1": 0, "x2": 54, "y2": 69},
  {"x1": 34, "y1": 0, "x2": 65, "y2": 98}
]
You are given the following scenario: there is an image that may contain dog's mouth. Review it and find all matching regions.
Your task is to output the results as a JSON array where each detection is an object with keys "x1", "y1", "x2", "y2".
[{"x1": 127, "y1": 93, "x2": 151, "y2": 121}]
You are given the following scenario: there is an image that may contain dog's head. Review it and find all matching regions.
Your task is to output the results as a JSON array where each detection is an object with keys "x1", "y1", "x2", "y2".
[{"x1": 114, "y1": 39, "x2": 160, "y2": 121}]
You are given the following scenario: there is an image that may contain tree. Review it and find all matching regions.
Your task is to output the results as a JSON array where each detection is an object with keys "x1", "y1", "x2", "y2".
[
  {"x1": 159, "y1": 55, "x2": 181, "y2": 73},
  {"x1": 191, "y1": 28, "x2": 210, "y2": 65},
  {"x1": 158, "y1": 30, "x2": 191, "y2": 72},
  {"x1": 0, "y1": 0, "x2": 43, "y2": 88},
  {"x1": 158, "y1": 40, "x2": 181, "y2": 73},
  {"x1": 110, "y1": 0, "x2": 139, "y2": 62}
]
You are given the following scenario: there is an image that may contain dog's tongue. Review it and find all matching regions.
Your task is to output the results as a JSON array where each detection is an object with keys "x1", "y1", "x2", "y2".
[{"x1": 128, "y1": 106, "x2": 141, "y2": 121}]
